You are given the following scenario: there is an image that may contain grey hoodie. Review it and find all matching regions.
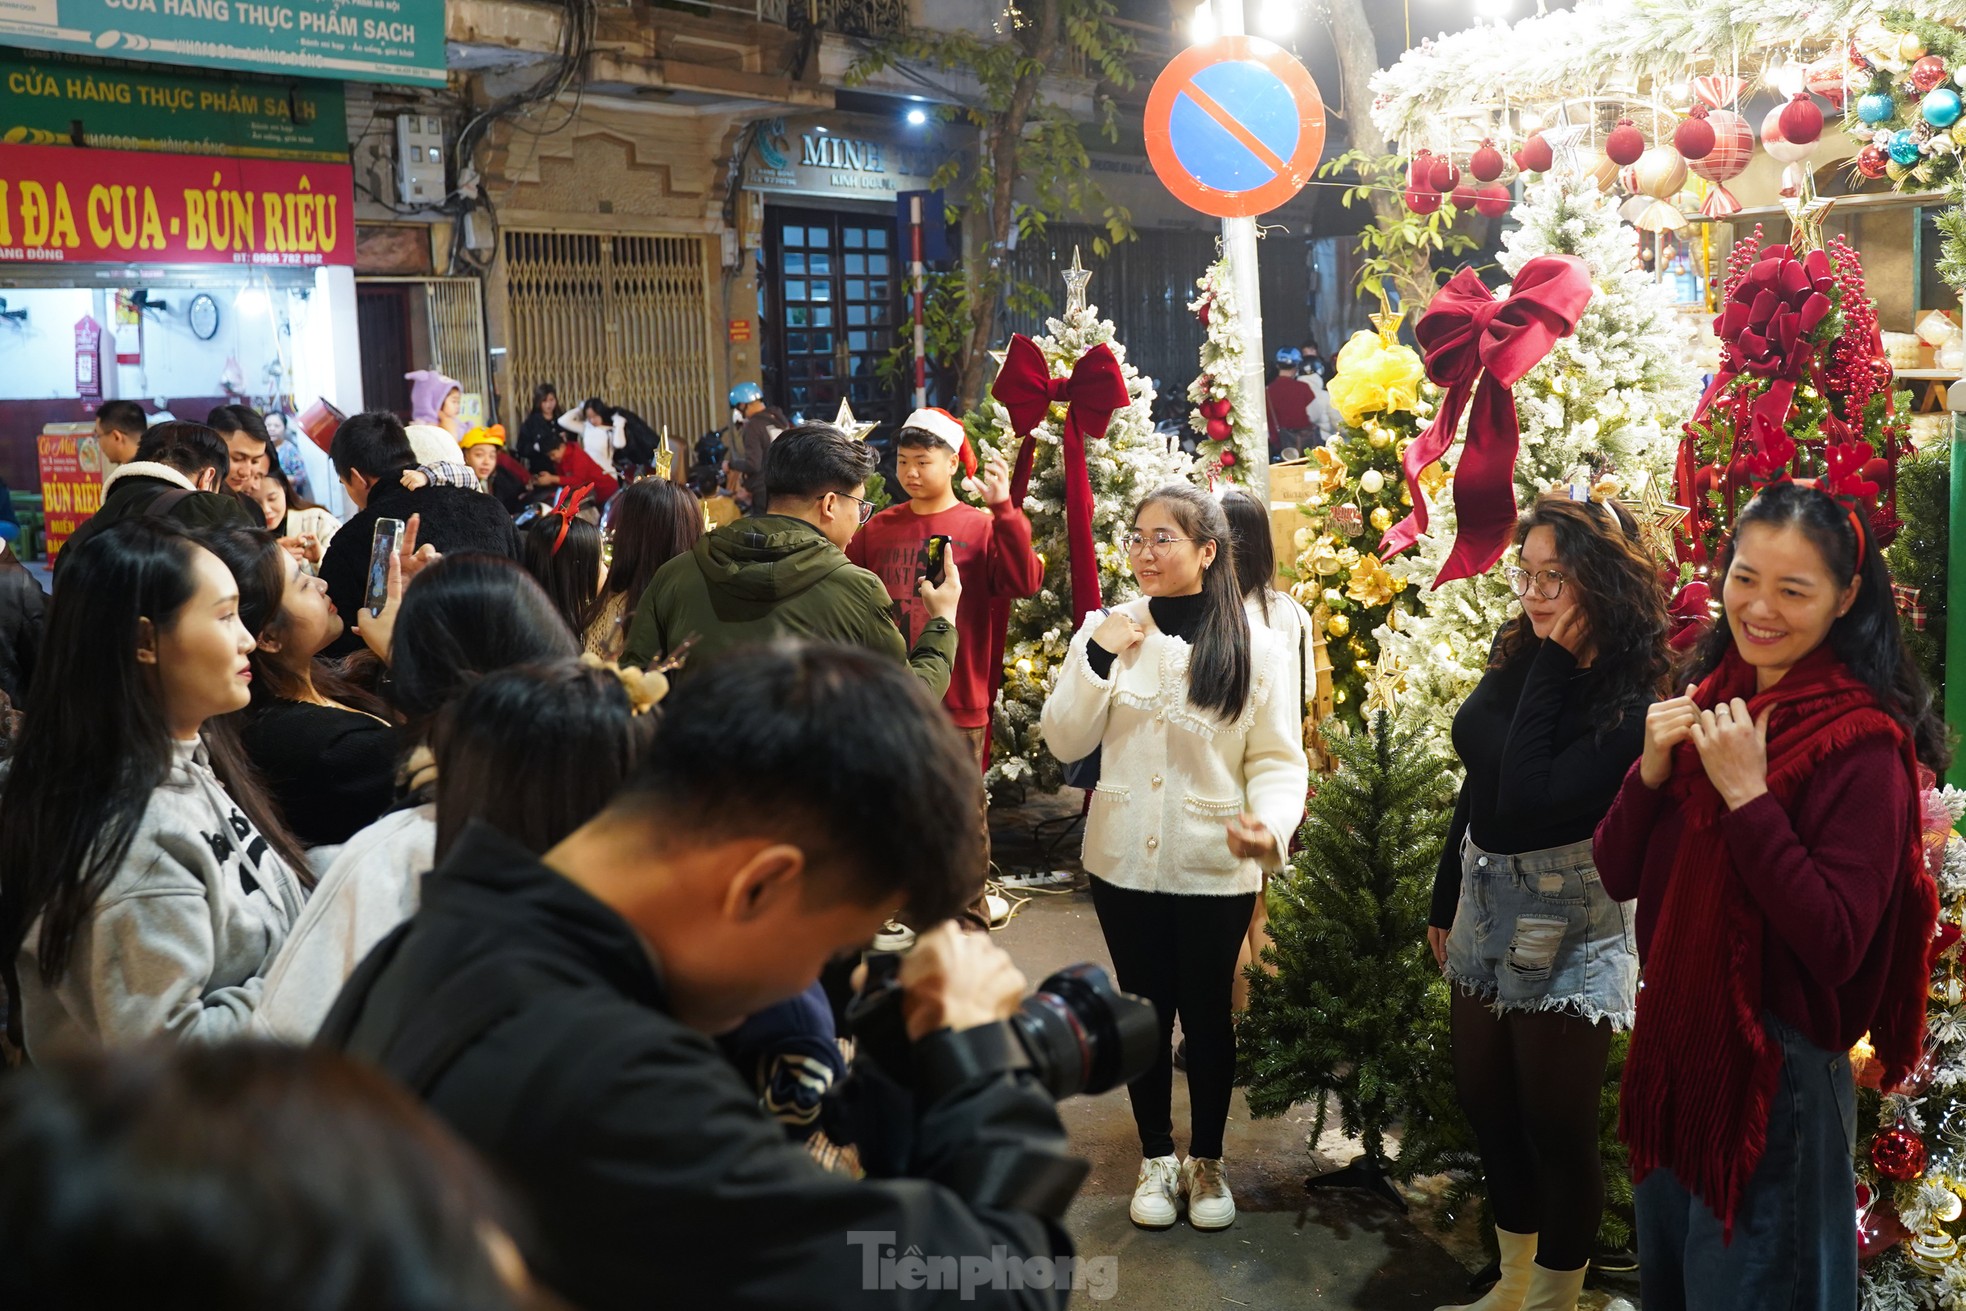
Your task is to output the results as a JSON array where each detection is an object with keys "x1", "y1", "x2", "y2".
[{"x1": 17, "y1": 739, "x2": 305, "y2": 1057}]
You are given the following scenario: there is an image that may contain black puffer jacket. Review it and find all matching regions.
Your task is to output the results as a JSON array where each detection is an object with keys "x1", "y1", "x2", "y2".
[{"x1": 0, "y1": 557, "x2": 44, "y2": 702}]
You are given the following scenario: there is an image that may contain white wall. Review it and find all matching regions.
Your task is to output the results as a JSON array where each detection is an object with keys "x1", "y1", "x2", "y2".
[{"x1": 0, "y1": 287, "x2": 96, "y2": 398}]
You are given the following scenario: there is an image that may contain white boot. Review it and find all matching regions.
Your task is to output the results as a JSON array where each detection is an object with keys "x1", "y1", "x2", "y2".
[
  {"x1": 1516, "y1": 1262, "x2": 1587, "y2": 1311},
  {"x1": 1128, "y1": 1155, "x2": 1180, "y2": 1229},
  {"x1": 1435, "y1": 1227, "x2": 1539, "y2": 1311}
]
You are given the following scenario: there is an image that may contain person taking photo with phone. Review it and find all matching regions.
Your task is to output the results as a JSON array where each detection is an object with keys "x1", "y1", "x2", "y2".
[{"x1": 846, "y1": 407, "x2": 1043, "y2": 770}]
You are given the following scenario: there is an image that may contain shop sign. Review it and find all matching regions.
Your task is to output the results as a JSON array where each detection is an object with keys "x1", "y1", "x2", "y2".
[
  {"x1": 0, "y1": 52, "x2": 347, "y2": 161},
  {"x1": 743, "y1": 118, "x2": 945, "y2": 200},
  {"x1": 0, "y1": 142, "x2": 354, "y2": 265},
  {"x1": 0, "y1": 0, "x2": 445, "y2": 86},
  {"x1": 728, "y1": 318, "x2": 751, "y2": 343},
  {"x1": 36, "y1": 426, "x2": 103, "y2": 559}
]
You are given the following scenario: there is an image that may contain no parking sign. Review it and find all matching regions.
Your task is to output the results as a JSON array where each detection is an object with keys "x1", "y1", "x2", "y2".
[{"x1": 1144, "y1": 36, "x2": 1327, "y2": 218}]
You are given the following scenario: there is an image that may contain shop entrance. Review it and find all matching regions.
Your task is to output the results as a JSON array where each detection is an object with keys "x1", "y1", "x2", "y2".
[
  {"x1": 355, "y1": 276, "x2": 490, "y2": 424},
  {"x1": 763, "y1": 207, "x2": 901, "y2": 427}
]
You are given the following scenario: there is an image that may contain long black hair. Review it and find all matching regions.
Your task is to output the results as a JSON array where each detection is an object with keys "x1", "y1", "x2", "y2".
[
  {"x1": 1219, "y1": 488, "x2": 1276, "y2": 621},
  {"x1": 431, "y1": 660, "x2": 660, "y2": 861},
  {"x1": 1492, "y1": 494, "x2": 1670, "y2": 730},
  {"x1": 198, "y1": 527, "x2": 389, "y2": 720},
  {"x1": 386, "y1": 555, "x2": 578, "y2": 741},
  {"x1": 521, "y1": 512, "x2": 603, "y2": 641},
  {"x1": 528, "y1": 382, "x2": 558, "y2": 419},
  {"x1": 0, "y1": 520, "x2": 304, "y2": 987},
  {"x1": 580, "y1": 396, "x2": 612, "y2": 426},
  {"x1": 1687, "y1": 480, "x2": 1950, "y2": 770},
  {"x1": 589, "y1": 479, "x2": 702, "y2": 632},
  {"x1": 1138, "y1": 483, "x2": 1251, "y2": 722}
]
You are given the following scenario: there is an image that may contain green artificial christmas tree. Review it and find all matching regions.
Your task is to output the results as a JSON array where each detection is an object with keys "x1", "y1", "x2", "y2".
[
  {"x1": 1886, "y1": 441, "x2": 1948, "y2": 698},
  {"x1": 1240, "y1": 709, "x2": 1468, "y2": 1199}
]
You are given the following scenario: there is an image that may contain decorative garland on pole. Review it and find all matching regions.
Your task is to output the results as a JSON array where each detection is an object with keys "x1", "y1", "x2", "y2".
[{"x1": 1186, "y1": 257, "x2": 1263, "y2": 483}]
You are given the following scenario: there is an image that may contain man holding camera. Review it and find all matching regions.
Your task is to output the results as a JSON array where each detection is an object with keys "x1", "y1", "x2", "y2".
[{"x1": 319, "y1": 643, "x2": 1091, "y2": 1310}]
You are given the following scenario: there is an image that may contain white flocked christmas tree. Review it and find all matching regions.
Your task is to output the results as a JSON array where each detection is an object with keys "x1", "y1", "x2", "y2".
[
  {"x1": 1375, "y1": 171, "x2": 1699, "y2": 736},
  {"x1": 978, "y1": 258, "x2": 1193, "y2": 800}
]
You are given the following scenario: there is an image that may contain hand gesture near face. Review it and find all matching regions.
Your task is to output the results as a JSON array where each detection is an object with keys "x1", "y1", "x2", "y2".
[
  {"x1": 1689, "y1": 696, "x2": 1772, "y2": 810},
  {"x1": 1639, "y1": 684, "x2": 1700, "y2": 789}
]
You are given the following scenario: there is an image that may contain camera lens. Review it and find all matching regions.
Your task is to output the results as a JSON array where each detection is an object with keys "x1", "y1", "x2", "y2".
[{"x1": 1009, "y1": 964, "x2": 1157, "y2": 1100}]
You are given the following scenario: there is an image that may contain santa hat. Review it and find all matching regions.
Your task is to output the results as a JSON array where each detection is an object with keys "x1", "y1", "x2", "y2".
[
  {"x1": 405, "y1": 369, "x2": 462, "y2": 425},
  {"x1": 901, "y1": 406, "x2": 976, "y2": 477}
]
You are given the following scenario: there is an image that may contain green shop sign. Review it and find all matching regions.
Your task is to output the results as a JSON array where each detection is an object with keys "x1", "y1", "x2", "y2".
[
  {"x1": 0, "y1": 0, "x2": 444, "y2": 86},
  {"x1": 0, "y1": 53, "x2": 347, "y2": 160}
]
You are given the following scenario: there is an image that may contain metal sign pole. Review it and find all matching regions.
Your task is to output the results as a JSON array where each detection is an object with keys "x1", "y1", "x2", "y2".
[{"x1": 1211, "y1": 0, "x2": 1270, "y2": 503}]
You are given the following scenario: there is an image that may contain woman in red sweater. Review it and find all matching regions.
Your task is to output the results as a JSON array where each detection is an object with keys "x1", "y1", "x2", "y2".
[{"x1": 1593, "y1": 479, "x2": 1945, "y2": 1311}]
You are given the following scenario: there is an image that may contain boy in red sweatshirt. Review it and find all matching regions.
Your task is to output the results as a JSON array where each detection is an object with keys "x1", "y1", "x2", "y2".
[{"x1": 847, "y1": 407, "x2": 1043, "y2": 770}]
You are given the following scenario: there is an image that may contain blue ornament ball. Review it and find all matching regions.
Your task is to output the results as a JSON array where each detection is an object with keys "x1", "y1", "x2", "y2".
[
  {"x1": 1859, "y1": 92, "x2": 1897, "y2": 123},
  {"x1": 1890, "y1": 128, "x2": 1924, "y2": 164},
  {"x1": 1923, "y1": 87, "x2": 1964, "y2": 127}
]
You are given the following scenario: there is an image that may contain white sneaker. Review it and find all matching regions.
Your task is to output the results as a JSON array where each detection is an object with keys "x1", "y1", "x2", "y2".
[
  {"x1": 1181, "y1": 1156, "x2": 1236, "y2": 1230},
  {"x1": 1129, "y1": 1155, "x2": 1181, "y2": 1228}
]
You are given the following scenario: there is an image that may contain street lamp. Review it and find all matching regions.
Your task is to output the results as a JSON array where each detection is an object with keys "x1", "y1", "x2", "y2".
[
  {"x1": 1189, "y1": 1, "x2": 1218, "y2": 45},
  {"x1": 1257, "y1": 0, "x2": 1296, "y2": 38}
]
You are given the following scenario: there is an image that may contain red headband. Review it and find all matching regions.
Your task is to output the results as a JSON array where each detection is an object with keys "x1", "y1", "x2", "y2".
[
  {"x1": 546, "y1": 484, "x2": 593, "y2": 556},
  {"x1": 1743, "y1": 421, "x2": 1873, "y2": 567}
]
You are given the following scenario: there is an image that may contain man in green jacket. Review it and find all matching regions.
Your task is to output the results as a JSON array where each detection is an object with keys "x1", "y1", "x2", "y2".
[{"x1": 625, "y1": 423, "x2": 960, "y2": 696}]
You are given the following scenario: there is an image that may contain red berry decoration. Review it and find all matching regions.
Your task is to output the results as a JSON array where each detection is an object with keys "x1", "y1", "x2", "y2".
[
  {"x1": 1450, "y1": 178, "x2": 1476, "y2": 211},
  {"x1": 1778, "y1": 91, "x2": 1824, "y2": 146},
  {"x1": 1473, "y1": 183, "x2": 1512, "y2": 217},
  {"x1": 1219, "y1": 450, "x2": 1237, "y2": 468},
  {"x1": 1873, "y1": 1126, "x2": 1929, "y2": 1182},
  {"x1": 1605, "y1": 117, "x2": 1645, "y2": 166},
  {"x1": 1426, "y1": 155, "x2": 1461, "y2": 193},
  {"x1": 1469, "y1": 138, "x2": 1506, "y2": 181},
  {"x1": 1912, "y1": 54, "x2": 1949, "y2": 95},
  {"x1": 1514, "y1": 133, "x2": 1554, "y2": 173},
  {"x1": 1204, "y1": 417, "x2": 1233, "y2": 442},
  {"x1": 1674, "y1": 105, "x2": 1716, "y2": 160},
  {"x1": 1404, "y1": 186, "x2": 1442, "y2": 214},
  {"x1": 1857, "y1": 143, "x2": 1891, "y2": 178}
]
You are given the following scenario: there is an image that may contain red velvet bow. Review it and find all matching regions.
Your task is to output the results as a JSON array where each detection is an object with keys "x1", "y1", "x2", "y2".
[
  {"x1": 987, "y1": 334, "x2": 1131, "y2": 679},
  {"x1": 1380, "y1": 255, "x2": 1594, "y2": 585}
]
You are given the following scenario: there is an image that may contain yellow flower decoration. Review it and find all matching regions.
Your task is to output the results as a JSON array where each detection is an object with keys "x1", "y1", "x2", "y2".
[
  {"x1": 1309, "y1": 537, "x2": 1344, "y2": 576},
  {"x1": 1328, "y1": 329, "x2": 1426, "y2": 427},
  {"x1": 1346, "y1": 553, "x2": 1396, "y2": 608},
  {"x1": 1310, "y1": 444, "x2": 1349, "y2": 491}
]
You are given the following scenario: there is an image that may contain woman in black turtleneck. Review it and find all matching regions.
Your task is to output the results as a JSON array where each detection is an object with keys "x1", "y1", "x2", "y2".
[
  {"x1": 1041, "y1": 484, "x2": 1308, "y2": 1236},
  {"x1": 1430, "y1": 493, "x2": 1667, "y2": 1311}
]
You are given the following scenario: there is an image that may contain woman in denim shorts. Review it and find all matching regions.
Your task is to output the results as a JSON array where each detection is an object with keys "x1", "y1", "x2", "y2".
[{"x1": 1427, "y1": 493, "x2": 1668, "y2": 1311}]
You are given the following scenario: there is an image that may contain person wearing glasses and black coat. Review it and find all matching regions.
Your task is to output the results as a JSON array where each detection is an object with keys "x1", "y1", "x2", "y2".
[
  {"x1": 622, "y1": 424, "x2": 959, "y2": 699},
  {"x1": 1428, "y1": 492, "x2": 1669, "y2": 1311}
]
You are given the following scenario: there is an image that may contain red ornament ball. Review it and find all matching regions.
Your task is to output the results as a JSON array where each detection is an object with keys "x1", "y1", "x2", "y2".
[
  {"x1": 1857, "y1": 143, "x2": 1891, "y2": 178},
  {"x1": 1606, "y1": 117, "x2": 1646, "y2": 166},
  {"x1": 1407, "y1": 149, "x2": 1435, "y2": 187},
  {"x1": 1197, "y1": 301, "x2": 1210, "y2": 328},
  {"x1": 1473, "y1": 182, "x2": 1511, "y2": 217},
  {"x1": 1673, "y1": 106, "x2": 1716, "y2": 160},
  {"x1": 1469, "y1": 139, "x2": 1506, "y2": 182},
  {"x1": 1404, "y1": 186, "x2": 1442, "y2": 214},
  {"x1": 1778, "y1": 92, "x2": 1825, "y2": 146},
  {"x1": 1515, "y1": 133, "x2": 1554, "y2": 173},
  {"x1": 1218, "y1": 450, "x2": 1237, "y2": 468},
  {"x1": 1449, "y1": 178, "x2": 1476, "y2": 211},
  {"x1": 1204, "y1": 417, "x2": 1233, "y2": 442},
  {"x1": 1200, "y1": 396, "x2": 1232, "y2": 420},
  {"x1": 1913, "y1": 54, "x2": 1949, "y2": 95},
  {"x1": 1873, "y1": 1126, "x2": 1929, "y2": 1182},
  {"x1": 1426, "y1": 156, "x2": 1461, "y2": 193}
]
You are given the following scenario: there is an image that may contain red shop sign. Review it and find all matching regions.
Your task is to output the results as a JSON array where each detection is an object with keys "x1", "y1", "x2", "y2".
[{"x1": 0, "y1": 143, "x2": 354, "y2": 267}]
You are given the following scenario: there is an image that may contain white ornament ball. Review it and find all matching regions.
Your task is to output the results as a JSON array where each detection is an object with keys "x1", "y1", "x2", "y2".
[{"x1": 1359, "y1": 469, "x2": 1386, "y2": 495}]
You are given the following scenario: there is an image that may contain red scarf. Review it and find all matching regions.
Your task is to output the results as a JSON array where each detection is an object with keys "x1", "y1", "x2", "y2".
[{"x1": 1619, "y1": 644, "x2": 1934, "y2": 1237}]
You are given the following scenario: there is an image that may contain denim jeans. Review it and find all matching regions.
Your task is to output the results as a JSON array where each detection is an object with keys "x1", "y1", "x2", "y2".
[{"x1": 1634, "y1": 1013, "x2": 1858, "y2": 1311}]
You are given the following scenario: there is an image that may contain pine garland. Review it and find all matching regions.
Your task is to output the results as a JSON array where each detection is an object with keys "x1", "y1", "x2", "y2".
[{"x1": 1186, "y1": 257, "x2": 1264, "y2": 483}]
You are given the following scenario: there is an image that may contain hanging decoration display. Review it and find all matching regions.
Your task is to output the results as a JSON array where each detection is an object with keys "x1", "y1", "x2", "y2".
[
  {"x1": 1685, "y1": 81, "x2": 1754, "y2": 218},
  {"x1": 1184, "y1": 256, "x2": 1263, "y2": 483}
]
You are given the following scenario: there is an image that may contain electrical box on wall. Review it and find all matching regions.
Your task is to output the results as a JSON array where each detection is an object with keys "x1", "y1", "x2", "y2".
[{"x1": 395, "y1": 114, "x2": 447, "y2": 207}]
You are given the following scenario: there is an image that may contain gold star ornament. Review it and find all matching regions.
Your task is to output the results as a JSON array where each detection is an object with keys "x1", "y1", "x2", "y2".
[
  {"x1": 832, "y1": 398, "x2": 879, "y2": 442},
  {"x1": 1627, "y1": 471, "x2": 1690, "y2": 566},
  {"x1": 1363, "y1": 648, "x2": 1406, "y2": 716}
]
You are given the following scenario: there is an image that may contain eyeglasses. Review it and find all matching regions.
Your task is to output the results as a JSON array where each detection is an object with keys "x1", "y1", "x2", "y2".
[
  {"x1": 836, "y1": 492, "x2": 876, "y2": 525},
  {"x1": 1505, "y1": 566, "x2": 1568, "y2": 600},
  {"x1": 1122, "y1": 531, "x2": 1194, "y2": 555}
]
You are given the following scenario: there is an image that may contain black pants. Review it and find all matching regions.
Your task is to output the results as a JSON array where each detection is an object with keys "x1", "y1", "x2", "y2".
[{"x1": 1090, "y1": 875, "x2": 1256, "y2": 1160}]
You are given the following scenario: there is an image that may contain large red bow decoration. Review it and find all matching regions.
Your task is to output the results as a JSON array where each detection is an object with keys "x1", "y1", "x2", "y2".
[
  {"x1": 988, "y1": 334, "x2": 1131, "y2": 650},
  {"x1": 1379, "y1": 255, "x2": 1594, "y2": 585}
]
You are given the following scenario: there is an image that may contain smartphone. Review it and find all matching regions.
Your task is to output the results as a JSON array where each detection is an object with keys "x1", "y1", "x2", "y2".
[
  {"x1": 365, "y1": 517, "x2": 405, "y2": 617},
  {"x1": 917, "y1": 534, "x2": 952, "y2": 587}
]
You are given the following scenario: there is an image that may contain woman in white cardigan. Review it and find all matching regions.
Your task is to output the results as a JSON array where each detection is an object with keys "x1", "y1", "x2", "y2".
[{"x1": 1041, "y1": 483, "x2": 1308, "y2": 1235}]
